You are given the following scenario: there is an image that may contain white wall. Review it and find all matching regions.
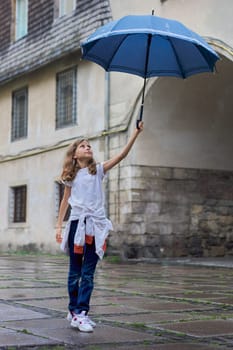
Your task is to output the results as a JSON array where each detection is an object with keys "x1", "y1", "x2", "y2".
[
  {"x1": 110, "y1": 0, "x2": 233, "y2": 48},
  {"x1": 0, "y1": 138, "x2": 104, "y2": 252},
  {"x1": 0, "y1": 54, "x2": 106, "y2": 158},
  {"x1": 132, "y1": 57, "x2": 233, "y2": 170},
  {"x1": 0, "y1": 55, "x2": 106, "y2": 251},
  {"x1": 109, "y1": 0, "x2": 233, "y2": 171},
  {"x1": 109, "y1": 0, "x2": 233, "y2": 125}
]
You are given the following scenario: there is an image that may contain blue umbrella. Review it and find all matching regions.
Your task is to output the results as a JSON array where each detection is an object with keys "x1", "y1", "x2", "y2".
[{"x1": 81, "y1": 13, "x2": 219, "y2": 127}]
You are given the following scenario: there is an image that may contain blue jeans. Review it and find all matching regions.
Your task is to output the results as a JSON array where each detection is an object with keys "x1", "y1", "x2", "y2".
[{"x1": 68, "y1": 220, "x2": 99, "y2": 314}]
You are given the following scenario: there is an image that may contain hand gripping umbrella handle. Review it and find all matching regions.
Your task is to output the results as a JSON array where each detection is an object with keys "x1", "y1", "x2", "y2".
[{"x1": 136, "y1": 104, "x2": 144, "y2": 129}]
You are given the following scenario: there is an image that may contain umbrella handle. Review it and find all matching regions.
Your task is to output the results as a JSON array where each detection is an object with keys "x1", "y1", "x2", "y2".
[
  {"x1": 136, "y1": 105, "x2": 144, "y2": 129},
  {"x1": 136, "y1": 74, "x2": 147, "y2": 129},
  {"x1": 136, "y1": 119, "x2": 142, "y2": 129}
]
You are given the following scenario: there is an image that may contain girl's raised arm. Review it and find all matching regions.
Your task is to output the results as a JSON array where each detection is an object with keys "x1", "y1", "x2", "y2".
[{"x1": 103, "y1": 121, "x2": 143, "y2": 173}]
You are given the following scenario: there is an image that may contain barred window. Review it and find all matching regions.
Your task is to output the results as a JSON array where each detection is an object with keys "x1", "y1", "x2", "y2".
[
  {"x1": 15, "y1": 0, "x2": 28, "y2": 40},
  {"x1": 11, "y1": 87, "x2": 28, "y2": 141},
  {"x1": 56, "y1": 68, "x2": 77, "y2": 129},
  {"x1": 55, "y1": 182, "x2": 71, "y2": 221},
  {"x1": 10, "y1": 185, "x2": 27, "y2": 223}
]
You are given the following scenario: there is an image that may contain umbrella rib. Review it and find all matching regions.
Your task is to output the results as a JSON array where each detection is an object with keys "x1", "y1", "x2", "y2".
[
  {"x1": 166, "y1": 36, "x2": 186, "y2": 79},
  {"x1": 105, "y1": 34, "x2": 130, "y2": 71},
  {"x1": 196, "y1": 44, "x2": 214, "y2": 72}
]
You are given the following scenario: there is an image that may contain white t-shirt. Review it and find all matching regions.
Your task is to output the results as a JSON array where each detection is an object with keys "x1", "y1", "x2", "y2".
[
  {"x1": 68, "y1": 163, "x2": 105, "y2": 218},
  {"x1": 61, "y1": 163, "x2": 113, "y2": 259}
]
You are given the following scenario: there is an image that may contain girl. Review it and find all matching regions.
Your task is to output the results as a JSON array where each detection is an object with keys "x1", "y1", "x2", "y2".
[{"x1": 55, "y1": 121, "x2": 143, "y2": 332}]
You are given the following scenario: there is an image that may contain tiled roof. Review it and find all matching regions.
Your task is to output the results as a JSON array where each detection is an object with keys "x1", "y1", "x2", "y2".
[{"x1": 0, "y1": 0, "x2": 112, "y2": 85}]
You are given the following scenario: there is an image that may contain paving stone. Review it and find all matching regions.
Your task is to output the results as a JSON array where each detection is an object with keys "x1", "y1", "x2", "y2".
[
  {"x1": 5, "y1": 318, "x2": 155, "y2": 346},
  {"x1": 157, "y1": 291, "x2": 227, "y2": 300},
  {"x1": 92, "y1": 289, "x2": 125, "y2": 298},
  {"x1": 91, "y1": 295, "x2": 159, "y2": 308},
  {"x1": 90, "y1": 301, "x2": 215, "y2": 318},
  {"x1": 0, "y1": 326, "x2": 59, "y2": 347},
  {"x1": 160, "y1": 319, "x2": 233, "y2": 337},
  {"x1": 0, "y1": 287, "x2": 67, "y2": 300},
  {"x1": 100, "y1": 312, "x2": 189, "y2": 324},
  {"x1": 66, "y1": 324, "x2": 155, "y2": 346},
  {"x1": 210, "y1": 297, "x2": 233, "y2": 305},
  {"x1": 90, "y1": 304, "x2": 144, "y2": 315},
  {"x1": 4, "y1": 317, "x2": 70, "y2": 331},
  {"x1": 86, "y1": 345, "x2": 158, "y2": 350},
  {"x1": 140, "y1": 344, "x2": 225, "y2": 350},
  {"x1": 0, "y1": 280, "x2": 58, "y2": 288},
  {"x1": 120, "y1": 285, "x2": 172, "y2": 295},
  {"x1": 14, "y1": 297, "x2": 68, "y2": 313},
  {"x1": 191, "y1": 285, "x2": 231, "y2": 292},
  {"x1": 1, "y1": 255, "x2": 233, "y2": 349},
  {"x1": 0, "y1": 302, "x2": 50, "y2": 321},
  {"x1": 36, "y1": 278, "x2": 67, "y2": 284},
  {"x1": 109, "y1": 299, "x2": 162, "y2": 312}
]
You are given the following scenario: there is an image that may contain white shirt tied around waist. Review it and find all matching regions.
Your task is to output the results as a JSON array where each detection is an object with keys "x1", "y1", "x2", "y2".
[
  {"x1": 61, "y1": 212, "x2": 112, "y2": 259},
  {"x1": 60, "y1": 163, "x2": 113, "y2": 259}
]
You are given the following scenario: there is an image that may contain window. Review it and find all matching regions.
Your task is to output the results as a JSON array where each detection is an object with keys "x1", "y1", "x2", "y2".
[
  {"x1": 60, "y1": 0, "x2": 76, "y2": 16},
  {"x1": 11, "y1": 87, "x2": 28, "y2": 141},
  {"x1": 10, "y1": 185, "x2": 27, "y2": 223},
  {"x1": 54, "y1": 0, "x2": 76, "y2": 18},
  {"x1": 55, "y1": 182, "x2": 71, "y2": 221},
  {"x1": 15, "y1": 0, "x2": 28, "y2": 40},
  {"x1": 56, "y1": 68, "x2": 77, "y2": 129}
]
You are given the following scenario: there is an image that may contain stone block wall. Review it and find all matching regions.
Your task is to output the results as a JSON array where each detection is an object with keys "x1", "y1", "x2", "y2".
[{"x1": 107, "y1": 165, "x2": 233, "y2": 259}]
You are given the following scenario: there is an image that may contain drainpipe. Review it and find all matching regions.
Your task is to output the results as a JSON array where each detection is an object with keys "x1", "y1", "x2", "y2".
[{"x1": 104, "y1": 71, "x2": 110, "y2": 217}]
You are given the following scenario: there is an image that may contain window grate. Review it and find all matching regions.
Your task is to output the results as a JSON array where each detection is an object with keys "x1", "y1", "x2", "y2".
[
  {"x1": 11, "y1": 87, "x2": 28, "y2": 141},
  {"x1": 11, "y1": 185, "x2": 27, "y2": 223},
  {"x1": 56, "y1": 67, "x2": 77, "y2": 129}
]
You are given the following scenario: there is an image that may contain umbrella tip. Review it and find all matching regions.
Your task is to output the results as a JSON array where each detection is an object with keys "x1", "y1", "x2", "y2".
[{"x1": 152, "y1": 9, "x2": 155, "y2": 15}]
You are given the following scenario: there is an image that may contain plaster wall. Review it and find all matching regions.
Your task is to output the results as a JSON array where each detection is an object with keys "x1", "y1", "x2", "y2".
[
  {"x1": 0, "y1": 153, "x2": 60, "y2": 251},
  {"x1": 131, "y1": 57, "x2": 233, "y2": 170},
  {"x1": 106, "y1": 0, "x2": 233, "y2": 258},
  {"x1": 109, "y1": 0, "x2": 233, "y2": 171},
  {"x1": 110, "y1": 0, "x2": 233, "y2": 47},
  {"x1": 0, "y1": 140, "x2": 104, "y2": 252},
  {"x1": 0, "y1": 55, "x2": 106, "y2": 157},
  {"x1": 0, "y1": 56, "x2": 106, "y2": 252}
]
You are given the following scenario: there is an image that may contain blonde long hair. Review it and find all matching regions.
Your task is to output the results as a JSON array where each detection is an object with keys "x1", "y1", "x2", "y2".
[{"x1": 61, "y1": 139, "x2": 97, "y2": 181}]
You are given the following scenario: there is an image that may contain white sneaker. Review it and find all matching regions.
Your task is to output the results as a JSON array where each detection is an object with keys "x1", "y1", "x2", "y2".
[
  {"x1": 67, "y1": 311, "x2": 96, "y2": 328},
  {"x1": 67, "y1": 311, "x2": 74, "y2": 321},
  {"x1": 71, "y1": 311, "x2": 93, "y2": 332},
  {"x1": 85, "y1": 314, "x2": 96, "y2": 328}
]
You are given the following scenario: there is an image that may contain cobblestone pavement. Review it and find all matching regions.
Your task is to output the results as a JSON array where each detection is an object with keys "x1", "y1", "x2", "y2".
[{"x1": 0, "y1": 255, "x2": 233, "y2": 350}]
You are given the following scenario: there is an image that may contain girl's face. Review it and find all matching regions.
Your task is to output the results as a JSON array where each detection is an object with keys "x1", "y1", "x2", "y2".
[{"x1": 73, "y1": 140, "x2": 93, "y2": 161}]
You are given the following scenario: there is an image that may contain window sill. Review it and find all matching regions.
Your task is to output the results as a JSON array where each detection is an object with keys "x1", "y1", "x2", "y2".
[{"x1": 8, "y1": 223, "x2": 29, "y2": 229}]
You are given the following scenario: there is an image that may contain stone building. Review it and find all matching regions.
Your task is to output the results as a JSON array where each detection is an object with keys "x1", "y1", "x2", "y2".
[{"x1": 0, "y1": 0, "x2": 233, "y2": 258}]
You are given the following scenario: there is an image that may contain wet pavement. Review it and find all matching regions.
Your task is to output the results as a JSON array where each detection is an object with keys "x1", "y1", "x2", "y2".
[{"x1": 0, "y1": 255, "x2": 233, "y2": 350}]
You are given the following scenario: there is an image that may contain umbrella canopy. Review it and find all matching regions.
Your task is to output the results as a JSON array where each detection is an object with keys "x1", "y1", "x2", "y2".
[{"x1": 81, "y1": 14, "x2": 220, "y2": 124}]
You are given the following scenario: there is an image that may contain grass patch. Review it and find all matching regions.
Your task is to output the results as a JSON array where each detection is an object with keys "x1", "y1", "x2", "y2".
[
  {"x1": 130, "y1": 322, "x2": 147, "y2": 330},
  {"x1": 21, "y1": 328, "x2": 30, "y2": 334},
  {"x1": 104, "y1": 255, "x2": 122, "y2": 264}
]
